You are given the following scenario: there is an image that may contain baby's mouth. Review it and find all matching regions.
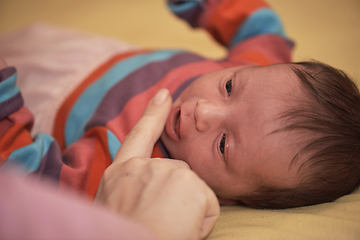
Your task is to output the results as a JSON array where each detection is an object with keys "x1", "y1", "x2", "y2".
[
  {"x1": 165, "y1": 106, "x2": 181, "y2": 141},
  {"x1": 175, "y1": 109, "x2": 180, "y2": 139}
]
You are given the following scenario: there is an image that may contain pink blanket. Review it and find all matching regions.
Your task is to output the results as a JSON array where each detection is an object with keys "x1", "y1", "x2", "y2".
[{"x1": 0, "y1": 24, "x2": 137, "y2": 135}]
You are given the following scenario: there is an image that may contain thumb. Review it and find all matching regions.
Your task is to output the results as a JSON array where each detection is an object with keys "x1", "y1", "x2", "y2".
[
  {"x1": 199, "y1": 188, "x2": 220, "y2": 239},
  {"x1": 114, "y1": 89, "x2": 172, "y2": 163}
]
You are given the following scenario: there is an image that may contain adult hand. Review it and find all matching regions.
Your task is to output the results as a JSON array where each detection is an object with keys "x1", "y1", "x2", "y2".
[{"x1": 95, "y1": 89, "x2": 220, "y2": 240}]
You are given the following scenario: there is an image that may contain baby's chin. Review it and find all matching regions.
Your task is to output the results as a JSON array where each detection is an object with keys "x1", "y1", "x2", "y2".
[{"x1": 159, "y1": 131, "x2": 186, "y2": 163}]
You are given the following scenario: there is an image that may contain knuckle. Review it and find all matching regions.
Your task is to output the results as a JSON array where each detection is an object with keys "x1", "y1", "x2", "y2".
[
  {"x1": 148, "y1": 158, "x2": 161, "y2": 167},
  {"x1": 102, "y1": 166, "x2": 115, "y2": 182},
  {"x1": 124, "y1": 157, "x2": 145, "y2": 168}
]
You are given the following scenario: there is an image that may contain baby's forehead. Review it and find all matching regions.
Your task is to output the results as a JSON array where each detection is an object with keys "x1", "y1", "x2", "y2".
[{"x1": 237, "y1": 64, "x2": 304, "y2": 90}]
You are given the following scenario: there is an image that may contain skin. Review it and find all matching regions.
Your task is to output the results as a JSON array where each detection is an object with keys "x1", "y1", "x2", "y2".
[
  {"x1": 96, "y1": 89, "x2": 219, "y2": 240},
  {"x1": 161, "y1": 64, "x2": 308, "y2": 200}
]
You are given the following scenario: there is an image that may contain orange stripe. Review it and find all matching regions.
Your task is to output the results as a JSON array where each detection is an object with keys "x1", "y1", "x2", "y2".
[
  {"x1": 53, "y1": 50, "x2": 150, "y2": 150},
  {"x1": 151, "y1": 143, "x2": 164, "y2": 158},
  {"x1": 106, "y1": 60, "x2": 222, "y2": 142},
  {"x1": 85, "y1": 127, "x2": 112, "y2": 199},
  {"x1": 0, "y1": 123, "x2": 33, "y2": 161},
  {"x1": 237, "y1": 51, "x2": 273, "y2": 66},
  {"x1": 207, "y1": 0, "x2": 268, "y2": 45}
]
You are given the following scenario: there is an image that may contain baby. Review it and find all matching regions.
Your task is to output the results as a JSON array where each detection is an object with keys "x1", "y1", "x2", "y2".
[
  {"x1": 0, "y1": 0, "x2": 359, "y2": 209},
  {"x1": 160, "y1": 61, "x2": 360, "y2": 208}
]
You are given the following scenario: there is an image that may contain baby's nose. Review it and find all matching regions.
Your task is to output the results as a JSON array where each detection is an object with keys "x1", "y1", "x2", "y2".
[{"x1": 195, "y1": 99, "x2": 225, "y2": 132}]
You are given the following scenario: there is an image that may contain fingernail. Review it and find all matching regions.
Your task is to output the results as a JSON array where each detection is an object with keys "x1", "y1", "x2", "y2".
[{"x1": 153, "y1": 89, "x2": 169, "y2": 105}]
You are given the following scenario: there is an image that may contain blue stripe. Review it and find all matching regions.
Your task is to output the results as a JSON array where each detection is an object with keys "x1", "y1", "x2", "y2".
[
  {"x1": 107, "y1": 130, "x2": 121, "y2": 162},
  {"x1": 4, "y1": 133, "x2": 54, "y2": 173},
  {"x1": 167, "y1": 0, "x2": 202, "y2": 13},
  {"x1": 229, "y1": 8, "x2": 287, "y2": 48},
  {"x1": 65, "y1": 50, "x2": 182, "y2": 146},
  {"x1": 0, "y1": 71, "x2": 20, "y2": 103}
]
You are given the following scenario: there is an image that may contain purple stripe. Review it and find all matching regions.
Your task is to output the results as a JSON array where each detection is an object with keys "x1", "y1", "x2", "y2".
[
  {"x1": 158, "y1": 140, "x2": 169, "y2": 158},
  {"x1": 0, "y1": 92, "x2": 23, "y2": 120},
  {"x1": 176, "y1": 5, "x2": 202, "y2": 28},
  {"x1": 85, "y1": 52, "x2": 205, "y2": 130},
  {"x1": 0, "y1": 67, "x2": 16, "y2": 82},
  {"x1": 34, "y1": 141, "x2": 63, "y2": 183}
]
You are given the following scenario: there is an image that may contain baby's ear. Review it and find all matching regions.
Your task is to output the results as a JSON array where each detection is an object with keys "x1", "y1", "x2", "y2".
[{"x1": 217, "y1": 197, "x2": 238, "y2": 205}]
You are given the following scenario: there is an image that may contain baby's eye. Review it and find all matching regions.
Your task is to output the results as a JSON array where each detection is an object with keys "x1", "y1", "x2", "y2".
[
  {"x1": 225, "y1": 78, "x2": 232, "y2": 96},
  {"x1": 219, "y1": 134, "x2": 226, "y2": 157}
]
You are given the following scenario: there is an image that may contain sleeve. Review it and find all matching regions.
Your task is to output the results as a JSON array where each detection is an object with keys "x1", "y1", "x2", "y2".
[
  {"x1": 167, "y1": 0, "x2": 293, "y2": 66},
  {"x1": 0, "y1": 169, "x2": 157, "y2": 240},
  {"x1": 0, "y1": 67, "x2": 115, "y2": 199}
]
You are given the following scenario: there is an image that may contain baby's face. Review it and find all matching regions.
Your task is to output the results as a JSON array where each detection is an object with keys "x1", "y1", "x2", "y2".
[{"x1": 160, "y1": 64, "x2": 306, "y2": 200}]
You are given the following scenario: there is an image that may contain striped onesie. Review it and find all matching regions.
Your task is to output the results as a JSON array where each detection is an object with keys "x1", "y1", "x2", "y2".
[{"x1": 0, "y1": 0, "x2": 292, "y2": 199}]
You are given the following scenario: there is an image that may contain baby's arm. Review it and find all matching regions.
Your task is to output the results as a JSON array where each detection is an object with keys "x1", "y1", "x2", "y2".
[
  {"x1": 0, "y1": 66, "x2": 115, "y2": 198},
  {"x1": 168, "y1": 0, "x2": 292, "y2": 66}
]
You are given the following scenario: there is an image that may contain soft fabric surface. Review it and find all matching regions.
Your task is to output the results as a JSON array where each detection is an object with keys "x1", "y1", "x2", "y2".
[
  {"x1": 1, "y1": 0, "x2": 359, "y2": 239},
  {"x1": 211, "y1": 189, "x2": 360, "y2": 239}
]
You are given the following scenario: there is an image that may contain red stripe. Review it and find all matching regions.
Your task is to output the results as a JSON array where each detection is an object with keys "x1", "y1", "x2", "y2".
[
  {"x1": 226, "y1": 35, "x2": 292, "y2": 66},
  {"x1": 58, "y1": 137, "x2": 96, "y2": 193}
]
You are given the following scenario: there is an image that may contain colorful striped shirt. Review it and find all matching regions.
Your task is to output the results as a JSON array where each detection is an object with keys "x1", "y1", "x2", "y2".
[{"x1": 0, "y1": 0, "x2": 292, "y2": 199}]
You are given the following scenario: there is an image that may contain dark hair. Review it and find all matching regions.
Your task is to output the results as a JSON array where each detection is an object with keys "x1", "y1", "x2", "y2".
[{"x1": 241, "y1": 61, "x2": 360, "y2": 209}]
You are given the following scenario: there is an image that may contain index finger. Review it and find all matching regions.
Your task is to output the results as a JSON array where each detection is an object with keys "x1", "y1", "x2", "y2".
[{"x1": 114, "y1": 89, "x2": 172, "y2": 163}]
